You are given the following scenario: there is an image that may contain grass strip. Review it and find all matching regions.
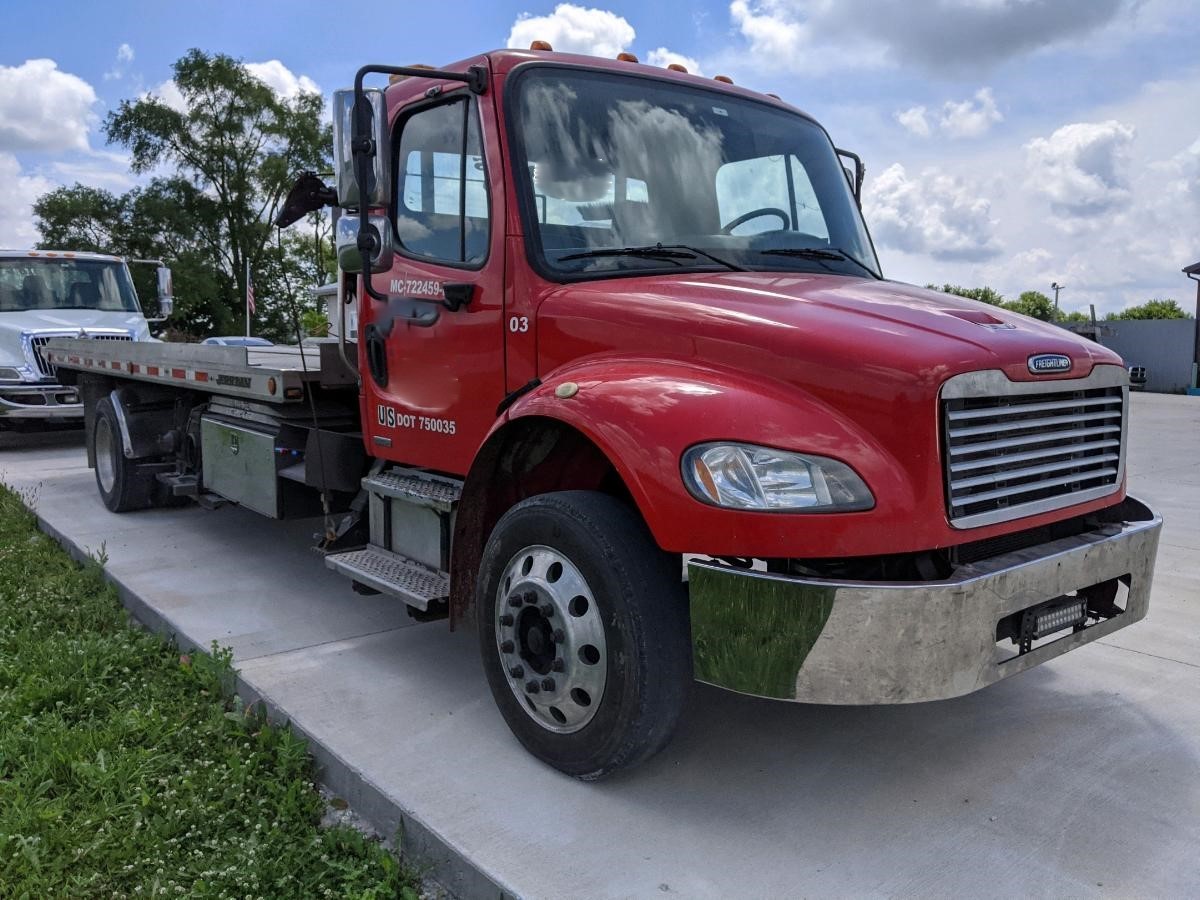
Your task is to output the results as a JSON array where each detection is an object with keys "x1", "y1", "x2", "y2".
[{"x1": 0, "y1": 484, "x2": 420, "y2": 898}]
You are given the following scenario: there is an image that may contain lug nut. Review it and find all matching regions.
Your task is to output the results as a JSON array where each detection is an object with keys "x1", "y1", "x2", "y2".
[
  {"x1": 499, "y1": 613, "x2": 514, "y2": 626},
  {"x1": 509, "y1": 665, "x2": 524, "y2": 678},
  {"x1": 500, "y1": 640, "x2": 515, "y2": 653},
  {"x1": 525, "y1": 679, "x2": 540, "y2": 694},
  {"x1": 541, "y1": 677, "x2": 556, "y2": 692},
  {"x1": 552, "y1": 658, "x2": 565, "y2": 672},
  {"x1": 540, "y1": 603, "x2": 554, "y2": 617},
  {"x1": 552, "y1": 629, "x2": 565, "y2": 644}
]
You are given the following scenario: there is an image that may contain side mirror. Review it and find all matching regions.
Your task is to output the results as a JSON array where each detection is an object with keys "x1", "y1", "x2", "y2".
[
  {"x1": 151, "y1": 266, "x2": 174, "y2": 320},
  {"x1": 835, "y1": 147, "x2": 865, "y2": 207},
  {"x1": 336, "y1": 215, "x2": 394, "y2": 274},
  {"x1": 332, "y1": 88, "x2": 392, "y2": 209}
]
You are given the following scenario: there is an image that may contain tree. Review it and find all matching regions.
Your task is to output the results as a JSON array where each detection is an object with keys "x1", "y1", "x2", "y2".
[
  {"x1": 1006, "y1": 290, "x2": 1055, "y2": 321},
  {"x1": 102, "y1": 49, "x2": 331, "y2": 338},
  {"x1": 927, "y1": 284, "x2": 1005, "y2": 306},
  {"x1": 1106, "y1": 298, "x2": 1193, "y2": 320},
  {"x1": 1057, "y1": 310, "x2": 1091, "y2": 323}
]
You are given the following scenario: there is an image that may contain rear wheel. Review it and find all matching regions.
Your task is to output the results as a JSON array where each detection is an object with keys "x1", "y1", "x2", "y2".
[
  {"x1": 477, "y1": 491, "x2": 692, "y2": 780},
  {"x1": 92, "y1": 396, "x2": 155, "y2": 513}
]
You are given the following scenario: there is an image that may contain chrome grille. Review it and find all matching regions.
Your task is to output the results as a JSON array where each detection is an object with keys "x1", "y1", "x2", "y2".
[
  {"x1": 942, "y1": 382, "x2": 1125, "y2": 528},
  {"x1": 27, "y1": 332, "x2": 132, "y2": 378}
]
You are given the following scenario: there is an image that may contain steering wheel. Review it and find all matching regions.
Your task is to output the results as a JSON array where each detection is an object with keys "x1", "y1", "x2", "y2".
[{"x1": 720, "y1": 207, "x2": 790, "y2": 234}]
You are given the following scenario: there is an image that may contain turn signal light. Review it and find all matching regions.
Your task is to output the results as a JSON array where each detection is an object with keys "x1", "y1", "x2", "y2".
[
  {"x1": 530, "y1": 40, "x2": 553, "y2": 51},
  {"x1": 667, "y1": 63, "x2": 688, "y2": 73},
  {"x1": 617, "y1": 51, "x2": 639, "y2": 62},
  {"x1": 714, "y1": 74, "x2": 734, "y2": 84}
]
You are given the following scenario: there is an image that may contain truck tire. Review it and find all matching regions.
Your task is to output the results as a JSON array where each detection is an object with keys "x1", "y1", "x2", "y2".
[
  {"x1": 477, "y1": 491, "x2": 692, "y2": 780},
  {"x1": 92, "y1": 396, "x2": 154, "y2": 513}
]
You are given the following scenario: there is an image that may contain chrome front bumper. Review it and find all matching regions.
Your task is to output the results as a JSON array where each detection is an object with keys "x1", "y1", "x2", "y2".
[
  {"x1": 0, "y1": 383, "x2": 83, "y2": 420},
  {"x1": 687, "y1": 496, "x2": 1162, "y2": 704}
]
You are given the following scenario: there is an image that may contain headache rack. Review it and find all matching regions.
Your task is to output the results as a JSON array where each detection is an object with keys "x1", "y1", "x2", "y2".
[{"x1": 940, "y1": 367, "x2": 1127, "y2": 528}]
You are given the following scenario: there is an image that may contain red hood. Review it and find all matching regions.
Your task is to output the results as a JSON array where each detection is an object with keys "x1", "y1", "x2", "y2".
[{"x1": 538, "y1": 272, "x2": 1119, "y2": 389}]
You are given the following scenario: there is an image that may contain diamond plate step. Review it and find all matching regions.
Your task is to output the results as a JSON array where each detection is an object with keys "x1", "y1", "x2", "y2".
[
  {"x1": 325, "y1": 545, "x2": 449, "y2": 611},
  {"x1": 363, "y1": 469, "x2": 462, "y2": 512}
]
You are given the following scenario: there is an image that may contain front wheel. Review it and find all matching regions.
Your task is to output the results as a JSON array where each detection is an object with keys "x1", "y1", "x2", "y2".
[{"x1": 477, "y1": 491, "x2": 692, "y2": 780}]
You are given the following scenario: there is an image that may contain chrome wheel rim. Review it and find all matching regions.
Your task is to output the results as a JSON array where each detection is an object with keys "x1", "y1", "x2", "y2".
[
  {"x1": 95, "y1": 416, "x2": 116, "y2": 494},
  {"x1": 495, "y1": 545, "x2": 607, "y2": 734}
]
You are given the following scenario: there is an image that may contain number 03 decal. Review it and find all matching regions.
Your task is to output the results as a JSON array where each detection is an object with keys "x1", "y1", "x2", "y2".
[{"x1": 508, "y1": 316, "x2": 529, "y2": 333}]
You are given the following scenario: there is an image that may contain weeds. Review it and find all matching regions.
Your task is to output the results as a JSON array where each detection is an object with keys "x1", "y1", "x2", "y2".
[{"x1": 0, "y1": 485, "x2": 418, "y2": 898}]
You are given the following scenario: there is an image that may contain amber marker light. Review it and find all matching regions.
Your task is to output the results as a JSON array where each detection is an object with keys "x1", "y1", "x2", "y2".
[
  {"x1": 530, "y1": 40, "x2": 554, "y2": 51},
  {"x1": 617, "y1": 52, "x2": 639, "y2": 62},
  {"x1": 714, "y1": 75, "x2": 734, "y2": 84},
  {"x1": 667, "y1": 63, "x2": 688, "y2": 73}
]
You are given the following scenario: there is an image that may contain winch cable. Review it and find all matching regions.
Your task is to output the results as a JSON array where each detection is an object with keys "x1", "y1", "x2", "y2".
[{"x1": 275, "y1": 223, "x2": 337, "y2": 544}]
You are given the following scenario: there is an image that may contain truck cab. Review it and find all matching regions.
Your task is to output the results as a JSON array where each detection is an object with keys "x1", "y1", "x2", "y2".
[
  {"x1": 47, "y1": 48, "x2": 1162, "y2": 780},
  {"x1": 0, "y1": 250, "x2": 170, "y2": 429}
]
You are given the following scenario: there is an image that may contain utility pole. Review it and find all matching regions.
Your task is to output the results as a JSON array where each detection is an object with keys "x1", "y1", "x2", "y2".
[
  {"x1": 1183, "y1": 262, "x2": 1200, "y2": 391},
  {"x1": 1050, "y1": 282, "x2": 1064, "y2": 318}
]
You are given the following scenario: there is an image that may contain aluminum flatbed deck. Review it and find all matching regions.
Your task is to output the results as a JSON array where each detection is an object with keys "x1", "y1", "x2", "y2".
[{"x1": 44, "y1": 337, "x2": 356, "y2": 404}]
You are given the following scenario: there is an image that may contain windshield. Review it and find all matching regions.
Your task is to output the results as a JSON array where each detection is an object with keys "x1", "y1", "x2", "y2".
[
  {"x1": 0, "y1": 258, "x2": 141, "y2": 313},
  {"x1": 510, "y1": 68, "x2": 880, "y2": 279}
]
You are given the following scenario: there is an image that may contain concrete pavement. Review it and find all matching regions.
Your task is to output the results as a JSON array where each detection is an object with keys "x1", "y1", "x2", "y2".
[{"x1": 2, "y1": 392, "x2": 1197, "y2": 899}]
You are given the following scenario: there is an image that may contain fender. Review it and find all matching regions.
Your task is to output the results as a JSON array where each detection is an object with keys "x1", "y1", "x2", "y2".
[{"x1": 497, "y1": 356, "x2": 917, "y2": 559}]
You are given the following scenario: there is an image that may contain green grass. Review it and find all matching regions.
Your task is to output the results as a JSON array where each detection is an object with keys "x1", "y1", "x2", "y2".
[{"x1": 0, "y1": 485, "x2": 419, "y2": 899}]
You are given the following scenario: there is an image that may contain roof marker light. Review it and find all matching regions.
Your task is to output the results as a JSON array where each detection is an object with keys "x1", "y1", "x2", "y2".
[
  {"x1": 766, "y1": 92, "x2": 781, "y2": 99},
  {"x1": 667, "y1": 63, "x2": 688, "y2": 73},
  {"x1": 617, "y1": 52, "x2": 639, "y2": 63},
  {"x1": 530, "y1": 40, "x2": 553, "y2": 51},
  {"x1": 714, "y1": 75, "x2": 734, "y2": 84}
]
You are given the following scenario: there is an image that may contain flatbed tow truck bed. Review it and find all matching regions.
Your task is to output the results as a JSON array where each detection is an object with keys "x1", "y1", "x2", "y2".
[{"x1": 42, "y1": 338, "x2": 356, "y2": 405}]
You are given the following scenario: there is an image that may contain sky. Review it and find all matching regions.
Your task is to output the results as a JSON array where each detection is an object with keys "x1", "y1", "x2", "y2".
[{"x1": 2, "y1": 0, "x2": 1198, "y2": 317}]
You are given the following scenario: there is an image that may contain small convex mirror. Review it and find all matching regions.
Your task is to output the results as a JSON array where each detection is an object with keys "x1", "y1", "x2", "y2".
[
  {"x1": 332, "y1": 89, "x2": 392, "y2": 209},
  {"x1": 336, "y1": 215, "x2": 394, "y2": 274}
]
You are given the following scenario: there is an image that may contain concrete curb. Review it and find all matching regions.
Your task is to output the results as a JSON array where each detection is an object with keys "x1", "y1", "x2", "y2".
[{"x1": 31, "y1": 510, "x2": 517, "y2": 900}]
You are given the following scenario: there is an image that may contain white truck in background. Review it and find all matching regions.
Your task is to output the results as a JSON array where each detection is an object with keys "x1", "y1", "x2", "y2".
[{"x1": 0, "y1": 250, "x2": 172, "y2": 430}]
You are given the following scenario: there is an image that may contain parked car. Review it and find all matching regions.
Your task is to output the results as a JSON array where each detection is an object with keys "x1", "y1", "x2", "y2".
[{"x1": 201, "y1": 336, "x2": 274, "y2": 347}]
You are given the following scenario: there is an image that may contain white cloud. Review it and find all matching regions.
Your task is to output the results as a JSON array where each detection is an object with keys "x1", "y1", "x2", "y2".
[
  {"x1": 1025, "y1": 120, "x2": 1136, "y2": 217},
  {"x1": 244, "y1": 60, "x2": 320, "y2": 99},
  {"x1": 507, "y1": 3, "x2": 635, "y2": 56},
  {"x1": 645, "y1": 48, "x2": 703, "y2": 75},
  {"x1": 939, "y1": 87, "x2": 1002, "y2": 138},
  {"x1": 0, "y1": 59, "x2": 98, "y2": 152},
  {"x1": 0, "y1": 153, "x2": 54, "y2": 248},
  {"x1": 865, "y1": 163, "x2": 1003, "y2": 262},
  {"x1": 105, "y1": 43, "x2": 135, "y2": 80},
  {"x1": 729, "y1": 0, "x2": 1131, "y2": 73},
  {"x1": 895, "y1": 105, "x2": 931, "y2": 138},
  {"x1": 149, "y1": 60, "x2": 319, "y2": 115}
]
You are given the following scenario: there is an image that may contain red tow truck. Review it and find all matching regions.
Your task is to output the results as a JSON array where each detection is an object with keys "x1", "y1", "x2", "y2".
[{"x1": 47, "y1": 45, "x2": 1162, "y2": 779}]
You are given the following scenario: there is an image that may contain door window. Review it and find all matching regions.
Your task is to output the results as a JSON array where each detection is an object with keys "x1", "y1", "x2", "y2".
[{"x1": 394, "y1": 98, "x2": 489, "y2": 265}]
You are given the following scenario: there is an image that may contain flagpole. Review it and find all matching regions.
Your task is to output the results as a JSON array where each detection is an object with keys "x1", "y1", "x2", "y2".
[{"x1": 245, "y1": 258, "x2": 250, "y2": 337}]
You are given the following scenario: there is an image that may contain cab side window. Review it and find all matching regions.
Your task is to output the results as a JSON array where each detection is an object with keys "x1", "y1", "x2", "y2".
[{"x1": 394, "y1": 98, "x2": 489, "y2": 265}]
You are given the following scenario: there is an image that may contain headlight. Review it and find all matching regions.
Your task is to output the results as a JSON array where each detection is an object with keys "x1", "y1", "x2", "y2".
[
  {"x1": 0, "y1": 366, "x2": 23, "y2": 383},
  {"x1": 682, "y1": 442, "x2": 874, "y2": 512}
]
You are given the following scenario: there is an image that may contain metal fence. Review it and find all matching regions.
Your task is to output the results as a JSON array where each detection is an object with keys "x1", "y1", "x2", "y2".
[{"x1": 1093, "y1": 319, "x2": 1196, "y2": 393}]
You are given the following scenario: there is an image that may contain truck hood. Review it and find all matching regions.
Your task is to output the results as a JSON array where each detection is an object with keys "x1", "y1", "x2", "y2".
[
  {"x1": 537, "y1": 272, "x2": 1120, "y2": 391},
  {"x1": 0, "y1": 309, "x2": 147, "y2": 369}
]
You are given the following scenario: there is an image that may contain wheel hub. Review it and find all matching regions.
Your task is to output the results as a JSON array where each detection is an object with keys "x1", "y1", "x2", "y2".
[{"x1": 496, "y1": 545, "x2": 606, "y2": 733}]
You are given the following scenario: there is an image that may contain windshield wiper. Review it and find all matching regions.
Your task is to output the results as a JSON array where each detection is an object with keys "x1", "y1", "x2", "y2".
[
  {"x1": 558, "y1": 243, "x2": 745, "y2": 271},
  {"x1": 759, "y1": 246, "x2": 880, "y2": 279}
]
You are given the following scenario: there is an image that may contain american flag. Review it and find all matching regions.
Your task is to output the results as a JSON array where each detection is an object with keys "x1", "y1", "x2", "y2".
[{"x1": 246, "y1": 260, "x2": 256, "y2": 316}]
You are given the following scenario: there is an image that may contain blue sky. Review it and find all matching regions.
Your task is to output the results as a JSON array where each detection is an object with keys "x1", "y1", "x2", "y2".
[{"x1": 3, "y1": 0, "x2": 1198, "y2": 315}]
